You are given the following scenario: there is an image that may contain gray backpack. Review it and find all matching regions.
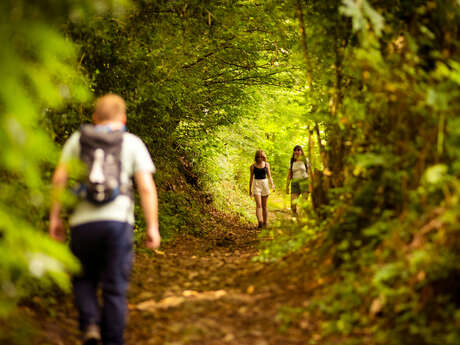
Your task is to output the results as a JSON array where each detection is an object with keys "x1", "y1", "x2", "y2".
[{"x1": 78, "y1": 125, "x2": 124, "y2": 204}]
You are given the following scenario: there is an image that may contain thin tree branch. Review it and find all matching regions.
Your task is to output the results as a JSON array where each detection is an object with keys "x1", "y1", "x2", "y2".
[{"x1": 296, "y1": 0, "x2": 313, "y2": 88}]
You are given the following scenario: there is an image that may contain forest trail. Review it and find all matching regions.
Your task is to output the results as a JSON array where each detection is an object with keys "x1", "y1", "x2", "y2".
[{"x1": 28, "y1": 196, "x2": 323, "y2": 345}]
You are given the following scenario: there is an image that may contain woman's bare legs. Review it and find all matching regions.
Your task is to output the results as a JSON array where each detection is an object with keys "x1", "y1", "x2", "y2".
[
  {"x1": 254, "y1": 194, "x2": 263, "y2": 227},
  {"x1": 261, "y1": 195, "x2": 268, "y2": 226},
  {"x1": 291, "y1": 193, "x2": 299, "y2": 215}
]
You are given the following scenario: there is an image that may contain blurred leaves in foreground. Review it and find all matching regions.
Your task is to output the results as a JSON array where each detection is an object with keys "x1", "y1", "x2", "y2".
[{"x1": 0, "y1": 0, "x2": 130, "y2": 317}]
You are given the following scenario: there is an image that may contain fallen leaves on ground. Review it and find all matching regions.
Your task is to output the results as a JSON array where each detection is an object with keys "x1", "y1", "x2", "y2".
[{"x1": 23, "y1": 207, "x2": 328, "y2": 345}]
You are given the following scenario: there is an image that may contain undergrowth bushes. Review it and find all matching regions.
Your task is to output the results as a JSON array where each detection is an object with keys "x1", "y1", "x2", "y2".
[{"x1": 254, "y1": 1, "x2": 460, "y2": 344}]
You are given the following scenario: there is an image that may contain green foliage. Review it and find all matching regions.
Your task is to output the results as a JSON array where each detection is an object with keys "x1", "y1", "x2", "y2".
[
  {"x1": 278, "y1": 1, "x2": 460, "y2": 344},
  {"x1": 183, "y1": 86, "x2": 322, "y2": 218},
  {"x1": 2, "y1": 1, "x2": 459, "y2": 344},
  {"x1": 52, "y1": 0, "x2": 308, "y2": 229},
  {"x1": 0, "y1": 0, "x2": 95, "y2": 317},
  {"x1": 275, "y1": 305, "x2": 304, "y2": 333},
  {"x1": 0, "y1": 0, "x2": 132, "y2": 322},
  {"x1": 255, "y1": 219, "x2": 321, "y2": 263}
]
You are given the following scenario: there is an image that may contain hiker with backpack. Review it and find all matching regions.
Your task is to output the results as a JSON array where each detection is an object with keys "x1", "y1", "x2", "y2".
[
  {"x1": 286, "y1": 145, "x2": 311, "y2": 215},
  {"x1": 49, "y1": 94, "x2": 160, "y2": 345},
  {"x1": 249, "y1": 150, "x2": 275, "y2": 228}
]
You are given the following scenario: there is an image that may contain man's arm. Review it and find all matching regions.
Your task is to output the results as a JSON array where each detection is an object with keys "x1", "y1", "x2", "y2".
[
  {"x1": 135, "y1": 171, "x2": 160, "y2": 249},
  {"x1": 49, "y1": 163, "x2": 68, "y2": 242}
]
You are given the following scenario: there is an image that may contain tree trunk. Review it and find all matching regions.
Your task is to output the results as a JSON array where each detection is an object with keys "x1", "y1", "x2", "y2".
[
  {"x1": 326, "y1": 3, "x2": 347, "y2": 188},
  {"x1": 296, "y1": 0, "x2": 313, "y2": 89},
  {"x1": 310, "y1": 123, "x2": 329, "y2": 215}
]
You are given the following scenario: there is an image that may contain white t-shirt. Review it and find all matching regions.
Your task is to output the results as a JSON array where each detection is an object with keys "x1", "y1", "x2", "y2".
[
  {"x1": 60, "y1": 130, "x2": 155, "y2": 226},
  {"x1": 291, "y1": 160, "x2": 309, "y2": 180}
]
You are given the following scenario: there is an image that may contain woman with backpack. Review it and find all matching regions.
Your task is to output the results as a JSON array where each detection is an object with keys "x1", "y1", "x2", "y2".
[
  {"x1": 286, "y1": 145, "x2": 310, "y2": 215},
  {"x1": 249, "y1": 150, "x2": 275, "y2": 228}
]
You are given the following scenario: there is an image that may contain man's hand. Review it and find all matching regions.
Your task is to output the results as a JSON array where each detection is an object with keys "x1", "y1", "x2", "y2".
[
  {"x1": 145, "y1": 225, "x2": 161, "y2": 249},
  {"x1": 249, "y1": 191, "x2": 253, "y2": 197},
  {"x1": 135, "y1": 171, "x2": 160, "y2": 250},
  {"x1": 49, "y1": 217, "x2": 66, "y2": 242}
]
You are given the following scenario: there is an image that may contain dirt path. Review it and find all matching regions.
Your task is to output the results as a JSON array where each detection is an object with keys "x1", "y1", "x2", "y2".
[{"x1": 27, "y1": 199, "x2": 321, "y2": 345}]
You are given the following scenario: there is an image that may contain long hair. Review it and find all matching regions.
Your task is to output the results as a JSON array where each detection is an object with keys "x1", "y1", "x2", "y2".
[
  {"x1": 254, "y1": 150, "x2": 267, "y2": 164},
  {"x1": 290, "y1": 145, "x2": 305, "y2": 166}
]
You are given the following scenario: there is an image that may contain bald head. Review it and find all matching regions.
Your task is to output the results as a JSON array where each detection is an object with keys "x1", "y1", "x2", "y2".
[{"x1": 92, "y1": 94, "x2": 126, "y2": 124}]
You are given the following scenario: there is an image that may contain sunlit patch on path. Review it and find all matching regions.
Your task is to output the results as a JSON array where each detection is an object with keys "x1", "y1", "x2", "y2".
[{"x1": 133, "y1": 289, "x2": 270, "y2": 312}]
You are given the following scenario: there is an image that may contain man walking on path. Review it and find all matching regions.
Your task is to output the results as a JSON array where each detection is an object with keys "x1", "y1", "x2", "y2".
[{"x1": 49, "y1": 94, "x2": 161, "y2": 345}]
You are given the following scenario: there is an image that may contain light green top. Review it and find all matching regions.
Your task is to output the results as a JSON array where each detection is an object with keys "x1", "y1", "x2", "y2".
[{"x1": 60, "y1": 130, "x2": 155, "y2": 226}]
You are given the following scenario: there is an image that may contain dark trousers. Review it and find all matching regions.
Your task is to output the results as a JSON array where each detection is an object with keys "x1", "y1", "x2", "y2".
[{"x1": 70, "y1": 221, "x2": 133, "y2": 345}]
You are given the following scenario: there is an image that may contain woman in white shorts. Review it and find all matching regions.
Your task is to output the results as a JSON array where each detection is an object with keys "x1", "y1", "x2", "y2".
[{"x1": 249, "y1": 150, "x2": 275, "y2": 228}]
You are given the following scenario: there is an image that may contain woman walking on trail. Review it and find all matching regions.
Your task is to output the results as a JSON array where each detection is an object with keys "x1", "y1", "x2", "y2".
[
  {"x1": 286, "y1": 145, "x2": 311, "y2": 215},
  {"x1": 249, "y1": 150, "x2": 275, "y2": 228}
]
